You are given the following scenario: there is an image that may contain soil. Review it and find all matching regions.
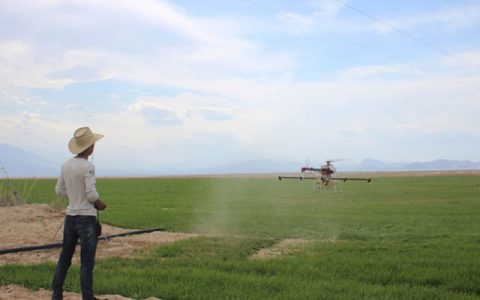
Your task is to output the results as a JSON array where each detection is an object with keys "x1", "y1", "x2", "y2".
[{"x1": 0, "y1": 204, "x2": 196, "y2": 299}]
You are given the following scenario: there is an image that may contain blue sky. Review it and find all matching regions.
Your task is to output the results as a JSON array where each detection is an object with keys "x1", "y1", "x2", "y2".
[{"x1": 1, "y1": 0, "x2": 479, "y2": 174}]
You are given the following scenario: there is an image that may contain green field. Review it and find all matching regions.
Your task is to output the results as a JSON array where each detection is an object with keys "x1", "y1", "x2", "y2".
[{"x1": 1, "y1": 174, "x2": 480, "y2": 299}]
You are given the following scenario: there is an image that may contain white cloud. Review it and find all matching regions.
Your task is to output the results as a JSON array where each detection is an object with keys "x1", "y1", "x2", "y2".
[
  {"x1": 0, "y1": 0, "x2": 296, "y2": 94},
  {"x1": 277, "y1": 1, "x2": 480, "y2": 36},
  {"x1": 0, "y1": 111, "x2": 70, "y2": 160},
  {"x1": 0, "y1": 41, "x2": 65, "y2": 89},
  {"x1": 386, "y1": 3, "x2": 480, "y2": 32},
  {"x1": 1, "y1": 0, "x2": 480, "y2": 172}
]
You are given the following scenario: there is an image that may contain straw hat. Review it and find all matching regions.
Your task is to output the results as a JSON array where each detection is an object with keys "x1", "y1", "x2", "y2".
[{"x1": 68, "y1": 127, "x2": 104, "y2": 154}]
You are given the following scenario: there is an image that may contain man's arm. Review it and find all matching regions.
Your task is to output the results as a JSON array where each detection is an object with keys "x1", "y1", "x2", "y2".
[
  {"x1": 85, "y1": 164, "x2": 106, "y2": 210},
  {"x1": 55, "y1": 168, "x2": 67, "y2": 197}
]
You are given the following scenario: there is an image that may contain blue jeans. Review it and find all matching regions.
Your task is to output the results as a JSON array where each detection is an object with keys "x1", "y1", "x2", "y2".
[{"x1": 52, "y1": 215, "x2": 98, "y2": 300}]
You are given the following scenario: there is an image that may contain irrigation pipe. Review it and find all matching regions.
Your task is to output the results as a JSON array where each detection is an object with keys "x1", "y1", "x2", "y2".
[{"x1": 0, "y1": 227, "x2": 166, "y2": 255}]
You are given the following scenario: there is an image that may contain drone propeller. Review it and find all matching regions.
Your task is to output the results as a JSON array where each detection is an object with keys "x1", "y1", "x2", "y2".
[{"x1": 325, "y1": 158, "x2": 347, "y2": 163}]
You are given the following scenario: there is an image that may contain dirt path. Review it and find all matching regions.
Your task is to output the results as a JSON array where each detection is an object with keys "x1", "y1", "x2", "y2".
[
  {"x1": 0, "y1": 204, "x2": 196, "y2": 299},
  {"x1": 0, "y1": 284, "x2": 162, "y2": 300}
]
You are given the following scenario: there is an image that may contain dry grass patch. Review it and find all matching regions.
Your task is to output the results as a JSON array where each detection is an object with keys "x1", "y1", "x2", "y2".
[{"x1": 250, "y1": 239, "x2": 312, "y2": 260}]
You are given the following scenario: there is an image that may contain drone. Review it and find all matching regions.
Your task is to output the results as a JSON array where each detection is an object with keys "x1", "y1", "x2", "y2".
[{"x1": 278, "y1": 160, "x2": 371, "y2": 191}]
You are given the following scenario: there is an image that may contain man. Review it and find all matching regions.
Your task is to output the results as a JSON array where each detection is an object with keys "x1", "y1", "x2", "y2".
[{"x1": 52, "y1": 126, "x2": 107, "y2": 300}]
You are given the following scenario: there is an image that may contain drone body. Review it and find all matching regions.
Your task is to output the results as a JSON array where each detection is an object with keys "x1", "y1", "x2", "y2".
[{"x1": 279, "y1": 160, "x2": 371, "y2": 191}]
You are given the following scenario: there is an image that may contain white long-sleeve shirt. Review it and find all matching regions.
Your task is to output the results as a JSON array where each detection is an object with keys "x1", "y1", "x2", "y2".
[{"x1": 55, "y1": 157, "x2": 100, "y2": 216}]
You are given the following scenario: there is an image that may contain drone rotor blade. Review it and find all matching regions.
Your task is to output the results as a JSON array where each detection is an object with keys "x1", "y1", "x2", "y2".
[
  {"x1": 330, "y1": 177, "x2": 372, "y2": 183},
  {"x1": 278, "y1": 176, "x2": 315, "y2": 181}
]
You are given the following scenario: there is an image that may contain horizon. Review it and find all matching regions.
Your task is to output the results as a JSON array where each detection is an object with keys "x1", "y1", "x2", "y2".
[{"x1": 1, "y1": 143, "x2": 480, "y2": 178}]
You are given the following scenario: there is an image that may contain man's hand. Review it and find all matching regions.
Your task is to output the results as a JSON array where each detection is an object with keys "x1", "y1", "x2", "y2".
[{"x1": 94, "y1": 199, "x2": 107, "y2": 210}]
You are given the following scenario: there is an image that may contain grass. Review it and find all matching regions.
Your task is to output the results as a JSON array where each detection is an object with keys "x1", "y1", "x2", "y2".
[
  {"x1": 0, "y1": 178, "x2": 38, "y2": 206},
  {"x1": 0, "y1": 174, "x2": 480, "y2": 299}
]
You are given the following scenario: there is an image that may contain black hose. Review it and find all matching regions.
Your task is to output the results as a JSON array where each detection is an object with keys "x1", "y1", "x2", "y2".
[{"x1": 0, "y1": 227, "x2": 166, "y2": 255}]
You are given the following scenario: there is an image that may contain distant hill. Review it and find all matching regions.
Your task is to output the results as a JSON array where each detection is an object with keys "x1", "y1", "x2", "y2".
[
  {"x1": 403, "y1": 159, "x2": 480, "y2": 171},
  {"x1": 202, "y1": 158, "x2": 480, "y2": 174},
  {"x1": 0, "y1": 144, "x2": 58, "y2": 177},
  {"x1": 355, "y1": 158, "x2": 480, "y2": 172}
]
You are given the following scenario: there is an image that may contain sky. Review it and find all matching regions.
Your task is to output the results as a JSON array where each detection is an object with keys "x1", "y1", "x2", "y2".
[{"x1": 1, "y1": 0, "x2": 480, "y2": 175}]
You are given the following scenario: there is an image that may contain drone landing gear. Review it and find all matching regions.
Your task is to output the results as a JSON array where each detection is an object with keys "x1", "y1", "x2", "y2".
[{"x1": 314, "y1": 179, "x2": 342, "y2": 192}]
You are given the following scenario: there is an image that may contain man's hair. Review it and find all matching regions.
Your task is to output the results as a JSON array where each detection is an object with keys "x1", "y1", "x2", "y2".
[{"x1": 78, "y1": 144, "x2": 94, "y2": 156}]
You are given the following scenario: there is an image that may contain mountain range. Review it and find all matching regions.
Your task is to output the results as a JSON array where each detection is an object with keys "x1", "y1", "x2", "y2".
[
  {"x1": 1, "y1": 143, "x2": 479, "y2": 177},
  {"x1": 0, "y1": 144, "x2": 59, "y2": 177}
]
